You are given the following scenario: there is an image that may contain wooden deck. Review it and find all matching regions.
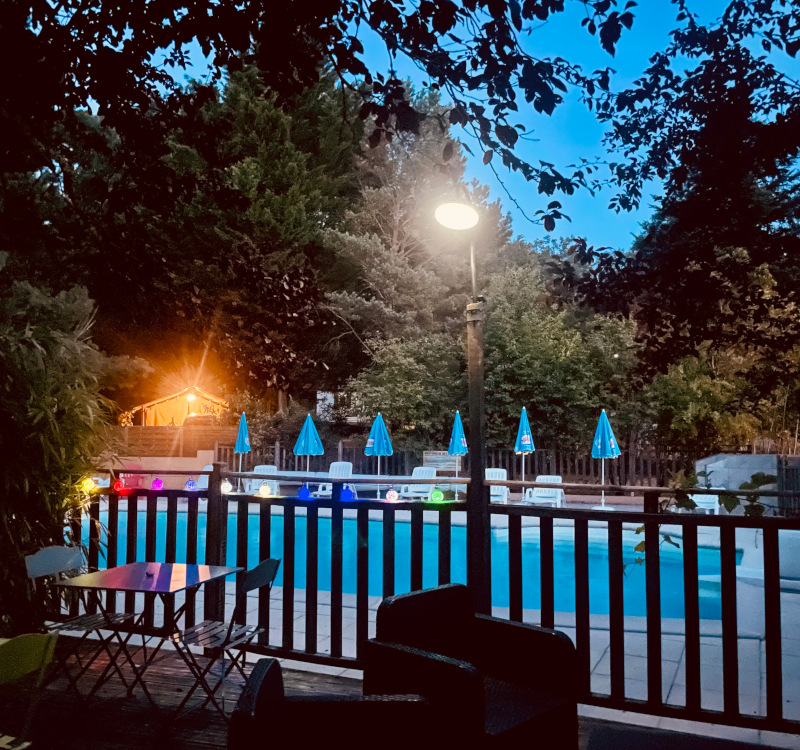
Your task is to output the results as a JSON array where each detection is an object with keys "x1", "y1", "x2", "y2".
[
  {"x1": 0, "y1": 637, "x2": 361, "y2": 750},
  {"x1": 0, "y1": 638, "x2": 777, "y2": 750}
]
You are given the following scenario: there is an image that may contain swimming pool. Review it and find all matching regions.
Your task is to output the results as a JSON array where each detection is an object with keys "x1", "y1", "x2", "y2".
[{"x1": 84, "y1": 510, "x2": 735, "y2": 619}]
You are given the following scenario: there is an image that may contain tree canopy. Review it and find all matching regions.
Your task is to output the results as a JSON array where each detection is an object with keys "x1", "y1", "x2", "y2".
[{"x1": 6, "y1": 1, "x2": 798, "y2": 228}]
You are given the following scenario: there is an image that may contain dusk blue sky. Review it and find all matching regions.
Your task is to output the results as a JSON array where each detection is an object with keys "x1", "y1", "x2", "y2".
[{"x1": 174, "y1": 1, "x2": 761, "y2": 251}]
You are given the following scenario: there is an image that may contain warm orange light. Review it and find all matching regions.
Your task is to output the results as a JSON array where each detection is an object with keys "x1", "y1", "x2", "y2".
[{"x1": 187, "y1": 393, "x2": 196, "y2": 402}]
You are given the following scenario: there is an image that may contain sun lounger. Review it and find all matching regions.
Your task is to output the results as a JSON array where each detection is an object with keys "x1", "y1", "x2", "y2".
[
  {"x1": 523, "y1": 475, "x2": 566, "y2": 507},
  {"x1": 312, "y1": 462, "x2": 357, "y2": 499},
  {"x1": 398, "y1": 467, "x2": 437, "y2": 501}
]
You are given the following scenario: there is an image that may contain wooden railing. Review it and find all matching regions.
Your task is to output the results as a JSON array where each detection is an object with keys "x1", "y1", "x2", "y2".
[{"x1": 83, "y1": 467, "x2": 800, "y2": 735}]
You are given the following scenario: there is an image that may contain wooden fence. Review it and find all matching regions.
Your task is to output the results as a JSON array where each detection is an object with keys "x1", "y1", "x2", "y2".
[{"x1": 217, "y1": 443, "x2": 693, "y2": 487}]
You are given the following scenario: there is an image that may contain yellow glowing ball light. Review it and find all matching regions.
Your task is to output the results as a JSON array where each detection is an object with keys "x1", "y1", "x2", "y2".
[
  {"x1": 386, "y1": 490, "x2": 399, "y2": 502},
  {"x1": 80, "y1": 477, "x2": 96, "y2": 494},
  {"x1": 221, "y1": 479, "x2": 233, "y2": 494},
  {"x1": 258, "y1": 482, "x2": 273, "y2": 498}
]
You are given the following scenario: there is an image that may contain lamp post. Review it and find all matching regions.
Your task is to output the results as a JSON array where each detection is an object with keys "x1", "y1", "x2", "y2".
[{"x1": 435, "y1": 201, "x2": 491, "y2": 614}]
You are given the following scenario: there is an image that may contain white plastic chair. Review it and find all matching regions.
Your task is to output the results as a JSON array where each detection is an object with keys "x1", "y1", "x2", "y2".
[
  {"x1": 398, "y1": 467, "x2": 437, "y2": 501},
  {"x1": 485, "y1": 468, "x2": 509, "y2": 504},
  {"x1": 247, "y1": 465, "x2": 279, "y2": 495},
  {"x1": 690, "y1": 486, "x2": 724, "y2": 515},
  {"x1": 195, "y1": 464, "x2": 214, "y2": 491},
  {"x1": 312, "y1": 462, "x2": 357, "y2": 499},
  {"x1": 523, "y1": 475, "x2": 566, "y2": 508}
]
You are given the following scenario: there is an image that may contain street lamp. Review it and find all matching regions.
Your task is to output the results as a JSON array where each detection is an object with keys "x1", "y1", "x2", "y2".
[{"x1": 436, "y1": 199, "x2": 491, "y2": 614}]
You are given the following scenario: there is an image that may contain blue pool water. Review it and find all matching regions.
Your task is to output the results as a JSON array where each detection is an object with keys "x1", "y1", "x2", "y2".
[{"x1": 84, "y1": 511, "x2": 735, "y2": 619}]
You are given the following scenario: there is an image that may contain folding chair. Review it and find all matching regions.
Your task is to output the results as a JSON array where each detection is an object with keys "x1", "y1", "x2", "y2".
[
  {"x1": 170, "y1": 558, "x2": 280, "y2": 719},
  {"x1": 25, "y1": 546, "x2": 137, "y2": 696}
]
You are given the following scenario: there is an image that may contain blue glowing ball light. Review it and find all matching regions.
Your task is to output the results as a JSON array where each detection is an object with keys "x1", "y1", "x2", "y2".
[
  {"x1": 340, "y1": 487, "x2": 354, "y2": 501},
  {"x1": 298, "y1": 486, "x2": 311, "y2": 500},
  {"x1": 185, "y1": 480, "x2": 198, "y2": 492},
  {"x1": 152, "y1": 478, "x2": 164, "y2": 491}
]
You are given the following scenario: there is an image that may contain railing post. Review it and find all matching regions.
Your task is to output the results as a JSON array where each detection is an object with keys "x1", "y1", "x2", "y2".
[
  {"x1": 643, "y1": 489, "x2": 660, "y2": 514},
  {"x1": 204, "y1": 462, "x2": 227, "y2": 621}
]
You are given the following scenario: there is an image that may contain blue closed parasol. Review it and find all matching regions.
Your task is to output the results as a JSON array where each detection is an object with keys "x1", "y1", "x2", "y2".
[
  {"x1": 293, "y1": 414, "x2": 324, "y2": 481},
  {"x1": 365, "y1": 413, "x2": 393, "y2": 498},
  {"x1": 448, "y1": 411, "x2": 468, "y2": 500},
  {"x1": 234, "y1": 412, "x2": 251, "y2": 490},
  {"x1": 592, "y1": 409, "x2": 621, "y2": 508},
  {"x1": 514, "y1": 407, "x2": 535, "y2": 493}
]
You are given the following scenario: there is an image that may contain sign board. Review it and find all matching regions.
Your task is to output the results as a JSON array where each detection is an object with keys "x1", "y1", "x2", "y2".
[{"x1": 423, "y1": 451, "x2": 461, "y2": 473}]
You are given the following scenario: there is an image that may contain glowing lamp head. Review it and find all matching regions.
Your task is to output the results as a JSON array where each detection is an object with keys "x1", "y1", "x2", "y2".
[
  {"x1": 435, "y1": 202, "x2": 479, "y2": 231},
  {"x1": 185, "y1": 480, "x2": 198, "y2": 492},
  {"x1": 259, "y1": 482, "x2": 273, "y2": 498},
  {"x1": 340, "y1": 487, "x2": 354, "y2": 502},
  {"x1": 298, "y1": 486, "x2": 311, "y2": 500},
  {"x1": 430, "y1": 489, "x2": 445, "y2": 502},
  {"x1": 80, "y1": 477, "x2": 96, "y2": 494},
  {"x1": 151, "y1": 478, "x2": 164, "y2": 491},
  {"x1": 386, "y1": 490, "x2": 399, "y2": 502},
  {"x1": 221, "y1": 479, "x2": 233, "y2": 494},
  {"x1": 186, "y1": 393, "x2": 196, "y2": 402}
]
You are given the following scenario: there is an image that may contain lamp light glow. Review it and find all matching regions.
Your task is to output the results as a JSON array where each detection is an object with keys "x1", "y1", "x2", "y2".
[
  {"x1": 298, "y1": 486, "x2": 311, "y2": 500},
  {"x1": 221, "y1": 479, "x2": 233, "y2": 494},
  {"x1": 187, "y1": 393, "x2": 196, "y2": 402},
  {"x1": 340, "y1": 487, "x2": 354, "y2": 501},
  {"x1": 435, "y1": 202, "x2": 479, "y2": 231},
  {"x1": 113, "y1": 479, "x2": 126, "y2": 493},
  {"x1": 80, "y1": 477, "x2": 96, "y2": 493},
  {"x1": 430, "y1": 489, "x2": 445, "y2": 502},
  {"x1": 185, "y1": 480, "x2": 198, "y2": 492},
  {"x1": 151, "y1": 478, "x2": 164, "y2": 491},
  {"x1": 259, "y1": 482, "x2": 272, "y2": 498},
  {"x1": 386, "y1": 489, "x2": 399, "y2": 502}
]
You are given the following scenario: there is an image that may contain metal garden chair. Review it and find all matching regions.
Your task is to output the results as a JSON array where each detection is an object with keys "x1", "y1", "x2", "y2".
[
  {"x1": 170, "y1": 557, "x2": 280, "y2": 719},
  {"x1": 25, "y1": 546, "x2": 137, "y2": 695}
]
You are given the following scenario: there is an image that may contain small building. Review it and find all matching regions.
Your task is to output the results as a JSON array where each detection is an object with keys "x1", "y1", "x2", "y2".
[{"x1": 122, "y1": 386, "x2": 228, "y2": 427}]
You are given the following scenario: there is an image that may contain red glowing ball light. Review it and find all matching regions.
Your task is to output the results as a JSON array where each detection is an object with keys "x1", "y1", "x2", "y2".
[{"x1": 113, "y1": 479, "x2": 129, "y2": 494}]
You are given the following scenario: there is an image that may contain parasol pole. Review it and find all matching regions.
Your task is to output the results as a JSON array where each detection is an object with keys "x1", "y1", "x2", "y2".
[{"x1": 601, "y1": 457, "x2": 606, "y2": 508}]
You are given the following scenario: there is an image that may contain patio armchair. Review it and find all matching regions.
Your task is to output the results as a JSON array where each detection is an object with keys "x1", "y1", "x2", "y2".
[
  {"x1": 229, "y1": 657, "x2": 445, "y2": 750},
  {"x1": 398, "y1": 466, "x2": 437, "y2": 501},
  {"x1": 523, "y1": 475, "x2": 566, "y2": 508},
  {"x1": 486, "y1": 468, "x2": 510, "y2": 503},
  {"x1": 363, "y1": 583, "x2": 578, "y2": 749}
]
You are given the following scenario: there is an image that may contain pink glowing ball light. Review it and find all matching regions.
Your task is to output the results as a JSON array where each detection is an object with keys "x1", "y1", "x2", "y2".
[{"x1": 151, "y1": 478, "x2": 164, "y2": 491}]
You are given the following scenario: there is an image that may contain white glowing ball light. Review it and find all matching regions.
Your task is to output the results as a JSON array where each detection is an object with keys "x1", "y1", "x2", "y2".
[
  {"x1": 221, "y1": 479, "x2": 233, "y2": 494},
  {"x1": 386, "y1": 489, "x2": 399, "y2": 502},
  {"x1": 259, "y1": 482, "x2": 272, "y2": 498},
  {"x1": 435, "y1": 202, "x2": 480, "y2": 231}
]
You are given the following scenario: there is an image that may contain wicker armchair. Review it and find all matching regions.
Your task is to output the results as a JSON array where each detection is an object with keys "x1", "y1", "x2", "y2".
[
  {"x1": 229, "y1": 658, "x2": 444, "y2": 750},
  {"x1": 363, "y1": 583, "x2": 578, "y2": 748}
]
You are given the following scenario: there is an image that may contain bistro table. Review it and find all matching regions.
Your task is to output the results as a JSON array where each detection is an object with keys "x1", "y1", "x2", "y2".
[{"x1": 53, "y1": 562, "x2": 241, "y2": 706}]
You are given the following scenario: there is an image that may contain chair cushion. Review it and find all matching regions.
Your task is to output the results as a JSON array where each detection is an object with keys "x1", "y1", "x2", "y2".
[{"x1": 483, "y1": 676, "x2": 576, "y2": 745}]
